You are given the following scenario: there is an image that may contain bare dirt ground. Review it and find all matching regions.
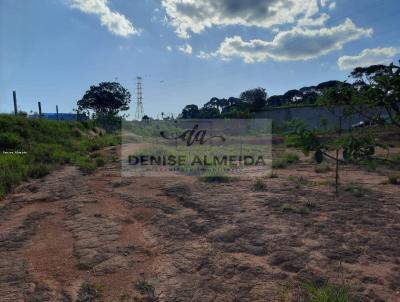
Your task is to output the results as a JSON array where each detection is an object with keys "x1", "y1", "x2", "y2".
[{"x1": 0, "y1": 145, "x2": 399, "y2": 301}]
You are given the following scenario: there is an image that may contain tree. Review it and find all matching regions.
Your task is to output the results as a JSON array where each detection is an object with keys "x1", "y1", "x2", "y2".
[
  {"x1": 77, "y1": 82, "x2": 131, "y2": 118},
  {"x1": 320, "y1": 63, "x2": 400, "y2": 128},
  {"x1": 240, "y1": 88, "x2": 267, "y2": 112},
  {"x1": 180, "y1": 104, "x2": 200, "y2": 119},
  {"x1": 204, "y1": 97, "x2": 229, "y2": 112}
]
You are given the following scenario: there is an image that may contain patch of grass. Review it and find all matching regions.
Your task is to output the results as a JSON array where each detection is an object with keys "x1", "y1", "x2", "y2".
[
  {"x1": 199, "y1": 171, "x2": 233, "y2": 183},
  {"x1": 253, "y1": 178, "x2": 267, "y2": 191},
  {"x1": 135, "y1": 278, "x2": 158, "y2": 301},
  {"x1": 276, "y1": 280, "x2": 354, "y2": 302},
  {"x1": 301, "y1": 281, "x2": 354, "y2": 302},
  {"x1": 0, "y1": 115, "x2": 119, "y2": 198},
  {"x1": 281, "y1": 203, "x2": 296, "y2": 213},
  {"x1": 304, "y1": 200, "x2": 317, "y2": 210},
  {"x1": 315, "y1": 163, "x2": 332, "y2": 174},
  {"x1": 77, "y1": 282, "x2": 103, "y2": 302},
  {"x1": 0, "y1": 132, "x2": 23, "y2": 149},
  {"x1": 272, "y1": 153, "x2": 299, "y2": 169}
]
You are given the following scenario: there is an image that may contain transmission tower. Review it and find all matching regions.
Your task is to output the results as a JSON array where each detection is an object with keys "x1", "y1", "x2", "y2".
[{"x1": 135, "y1": 76, "x2": 144, "y2": 120}]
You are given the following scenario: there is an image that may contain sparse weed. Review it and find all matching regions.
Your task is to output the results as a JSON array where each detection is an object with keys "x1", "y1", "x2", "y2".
[
  {"x1": 281, "y1": 203, "x2": 295, "y2": 213},
  {"x1": 304, "y1": 200, "x2": 317, "y2": 210},
  {"x1": 344, "y1": 185, "x2": 368, "y2": 197},
  {"x1": 77, "y1": 282, "x2": 103, "y2": 302},
  {"x1": 301, "y1": 281, "x2": 354, "y2": 302},
  {"x1": 135, "y1": 278, "x2": 158, "y2": 301},
  {"x1": 272, "y1": 153, "x2": 299, "y2": 169},
  {"x1": 275, "y1": 280, "x2": 354, "y2": 302},
  {"x1": 253, "y1": 178, "x2": 267, "y2": 191}
]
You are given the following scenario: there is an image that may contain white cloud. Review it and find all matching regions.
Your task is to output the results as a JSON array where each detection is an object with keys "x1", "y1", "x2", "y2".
[
  {"x1": 70, "y1": 0, "x2": 139, "y2": 37},
  {"x1": 338, "y1": 47, "x2": 398, "y2": 70},
  {"x1": 166, "y1": 45, "x2": 172, "y2": 51},
  {"x1": 162, "y1": 0, "x2": 328, "y2": 39},
  {"x1": 329, "y1": 2, "x2": 336, "y2": 10},
  {"x1": 200, "y1": 19, "x2": 372, "y2": 63},
  {"x1": 297, "y1": 13, "x2": 330, "y2": 27},
  {"x1": 178, "y1": 43, "x2": 193, "y2": 54}
]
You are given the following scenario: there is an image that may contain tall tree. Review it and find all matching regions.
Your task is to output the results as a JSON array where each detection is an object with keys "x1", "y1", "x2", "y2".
[
  {"x1": 77, "y1": 82, "x2": 131, "y2": 118},
  {"x1": 240, "y1": 88, "x2": 267, "y2": 112},
  {"x1": 320, "y1": 62, "x2": 400, "y2": 128},
  {"x1": 180, "y1": 104, "x2": 200, "y2": 119}
]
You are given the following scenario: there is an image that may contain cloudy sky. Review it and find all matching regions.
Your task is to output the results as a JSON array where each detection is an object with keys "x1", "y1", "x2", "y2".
[{"x1": 0, "y1": 0, "x2": 399, "y2": 118}]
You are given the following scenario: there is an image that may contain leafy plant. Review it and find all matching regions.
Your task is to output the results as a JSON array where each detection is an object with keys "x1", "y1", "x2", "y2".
[
  {"x1": 253, "y1": 178, "x2": 267, "y2": 191},
  {"x1": 77, "y1": 282, "x2": 103, "y2": 302},
  {"x1": 301, "y1": 281, "x2": 353, "y2": 302}
]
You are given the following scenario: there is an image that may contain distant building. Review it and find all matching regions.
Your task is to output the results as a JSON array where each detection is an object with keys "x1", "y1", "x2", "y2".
[{"x1": 29, "y1": 113, "x2": 78, "y2": 121}]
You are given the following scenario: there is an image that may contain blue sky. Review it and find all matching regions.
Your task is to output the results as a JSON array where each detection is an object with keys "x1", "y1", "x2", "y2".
[{"x1": 0, "y1": 0, "x2": 399, "y2": 119}]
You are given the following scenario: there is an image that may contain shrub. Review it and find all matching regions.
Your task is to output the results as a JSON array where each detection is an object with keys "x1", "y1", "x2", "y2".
[{"x1": 77, "y1": 283, "x2": 103, "y2": 302}]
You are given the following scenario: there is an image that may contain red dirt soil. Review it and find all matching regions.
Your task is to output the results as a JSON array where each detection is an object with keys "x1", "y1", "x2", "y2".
[{"x1": 0, "y1": 145, "x2": 399, "y2": 301}]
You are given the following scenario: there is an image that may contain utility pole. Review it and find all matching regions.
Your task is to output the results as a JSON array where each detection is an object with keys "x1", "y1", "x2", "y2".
[
  {"x1": 56, "y1": 105, "x2": 59, "y2": 121},
  {"x1": 13, "y1": 91, "x2": 18, "y2": 116},
  {"x1": 135, "y1": 77, "x2": 144, "y2": 120},
  {"x1": 38, "y1": 102, "x2": 42, "y2": 118}
]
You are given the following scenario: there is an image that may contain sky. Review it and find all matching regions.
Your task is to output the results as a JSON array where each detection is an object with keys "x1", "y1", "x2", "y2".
[{"x1": 0, "y1": 0, "x2": 399, "y2": 119}]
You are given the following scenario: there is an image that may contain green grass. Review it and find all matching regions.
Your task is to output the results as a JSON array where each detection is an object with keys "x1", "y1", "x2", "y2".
[
  {"x1": 301, "y1": 281, "x2": 353, "y2": 302},
  {"x1": 199, "y1": 169, "x2": 234, "y2": 183},
  {"x1": 0, "y1": 115, "x2": 120, "y2": 198},
  {"x1": 77, "y1": 282, "x2": 103, "y2": 302},
  {"x1": 272, "y1": 153, "x2": 299, "y2": 169},
  {"x1": 253, "y1": 178, "x2": 267, "y2": 191},
  {"x1": 277, "y1": 280, "x2": 354, "y2": 302}
]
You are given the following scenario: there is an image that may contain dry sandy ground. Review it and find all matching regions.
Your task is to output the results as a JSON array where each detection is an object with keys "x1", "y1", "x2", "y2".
[{"x1": 0, "y1": 145, "x2": 399, "y2": 301}]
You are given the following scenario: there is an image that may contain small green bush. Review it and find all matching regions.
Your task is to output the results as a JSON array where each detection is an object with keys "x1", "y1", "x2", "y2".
[
  {"x1": 301, "y1": 281, "x2": 353, "y2": 302},
  {"x1": 77, "y1": 282, "x2": 103, "y2": 302}
]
